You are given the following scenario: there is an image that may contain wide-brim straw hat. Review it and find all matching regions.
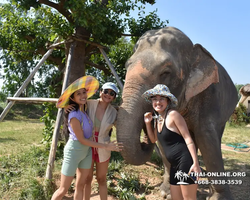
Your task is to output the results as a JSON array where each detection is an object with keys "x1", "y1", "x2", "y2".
[
  {"x1": 142, "y1": 84, "x2": 178, "y2": 107},
  {"x1": 56, "y1": 75, "x2": 99, "y2": 108}
]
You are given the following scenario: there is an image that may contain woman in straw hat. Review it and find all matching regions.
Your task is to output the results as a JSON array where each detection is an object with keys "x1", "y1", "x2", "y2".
[
  {"x1": 142, "y1": 84, "x2": 201, "y2": 200},
  {"x1": 52, "y1": 76, "x2": 122, "y2": 200},
  {"x1": 66, "y1": 82, "x2": 119, "y2": 200}
]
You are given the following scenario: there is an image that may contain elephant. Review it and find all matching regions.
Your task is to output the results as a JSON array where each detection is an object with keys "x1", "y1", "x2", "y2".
[{"x1": 116, "y1": 27, "x2": 238, "y2": 200}]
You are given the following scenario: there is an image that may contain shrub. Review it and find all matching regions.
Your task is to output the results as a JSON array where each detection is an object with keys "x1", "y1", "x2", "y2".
[
  {"x1": 0, "y1": 91, "x2": 7, "y2": 102},
  {"x1": 230, "y1": 103, "x2": 250, "y2": 125}
]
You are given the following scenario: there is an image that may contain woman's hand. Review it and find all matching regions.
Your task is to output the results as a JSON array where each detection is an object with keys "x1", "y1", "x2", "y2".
[
  {"x1": 188, "y1": 163, "x2": 202, "y2": 180},
  {"x1": 144, "y1": 112, "x2": 153, "y2": 124},
  {"x1": 105, "y1": 140, "x2": 123, "y2": 152},
  {"x1": 64, "y1": 104, "x2": 75, "y2": 113}
]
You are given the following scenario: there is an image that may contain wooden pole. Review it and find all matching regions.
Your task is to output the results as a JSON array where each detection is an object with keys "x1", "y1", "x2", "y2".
[
  {"x1": 45, "y1": 41, "x2": 76, "y2": 180},
  {"x1": 7, "y1": 97, "x2": 58, "y2": 104},
  {"x1": 98, "y1": 47, "x2": 124, "y2": 91},
  {"x1": 0, "y1": 38, "x2": 59, "y2": 122}
]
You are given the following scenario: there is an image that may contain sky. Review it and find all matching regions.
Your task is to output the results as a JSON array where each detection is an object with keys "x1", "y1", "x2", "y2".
[
  {"x1": 139, "y1": 0, "x2": 250, "y2": 85},
  {"x1": 0, "y1": 0, "x2": 249, "y2": 87}
]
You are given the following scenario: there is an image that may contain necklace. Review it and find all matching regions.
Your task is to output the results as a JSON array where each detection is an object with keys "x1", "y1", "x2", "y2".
[
  {"x1": 80, "y1": 107, "x2": 92, "y2": 127},
  {"x1": 157, "y1": 115, "x2": 165, "y2": 123},
  {"x1": 84, "y1": 111, "x2": 92, "y2": 125},
  {"x1": 153, "y1": 113, "x2": 165, "y2": 123},
  {"x1": 155, "y1": 105, "x2": 170, "y2": 124}
]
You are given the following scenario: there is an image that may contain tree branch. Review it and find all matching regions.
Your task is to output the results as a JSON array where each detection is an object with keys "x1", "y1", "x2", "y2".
[
  {"x1": 73, "y1": 36, "x2": 106, "y2": 49},
  {"x1": 84, "y1": 60, "x2": 110, "y2": 75},
  {"x1": 38, "y1": 0, "x2": 74, "y2": 23},
  {"x1": 121, "y1": 33, "x2": 138, "y2": 37},
  {"x1": 85, "y1": 45, "x2": 99, "y2": 57},
  {"x1": 94, "y1": 0, "x2": 109, "y2": 6}
]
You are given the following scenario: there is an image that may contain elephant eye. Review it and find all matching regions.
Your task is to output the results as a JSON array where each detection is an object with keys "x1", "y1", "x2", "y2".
[
  {"x1": 159, "y1": 70, "x2": 171, "y2": 83},
  {"x1": 160, "y1": 70, "x2": 170, "y2": 77}
]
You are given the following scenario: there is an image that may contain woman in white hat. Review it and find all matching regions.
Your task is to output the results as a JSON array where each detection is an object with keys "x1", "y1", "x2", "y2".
[
  {"x1": 52, "y1": 77, "x2": 122, "y2": 200},
  {"x1": 142, "y1": 84, "x2": 201, "y2": 200},
  {"x1": 66, "y1": 81, "x2": 119, "y2": 200},
  {"x1": 84, "y1": 82, "x2": 119, "y2": 200}
]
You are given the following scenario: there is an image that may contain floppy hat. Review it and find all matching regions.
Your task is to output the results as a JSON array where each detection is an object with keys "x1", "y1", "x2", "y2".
[
  {"x1": 101, "y1": 82, "x2": 119, "y2": 94},
  {"x1": 142, "y1": 84, "x2": 178, "y2": 107},
  {"x1": 56, "y1": 75, "x2": 99, "y2": 108}
]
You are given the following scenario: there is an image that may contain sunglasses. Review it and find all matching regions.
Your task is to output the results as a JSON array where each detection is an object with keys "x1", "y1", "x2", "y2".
[{"x1": 103, "y1": 89, "x2": 116, "y2": 97}]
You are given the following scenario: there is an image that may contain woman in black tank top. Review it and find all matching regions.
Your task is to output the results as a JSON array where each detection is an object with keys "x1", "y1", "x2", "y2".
[{"x1": 142, "y1": 84, "x2": 201, "y2": 200}]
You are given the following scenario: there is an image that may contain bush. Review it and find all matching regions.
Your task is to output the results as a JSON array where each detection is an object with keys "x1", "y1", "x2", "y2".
[
  {"x1": 230, "y1": 103, "x2": 250, "y2": 125},
  {"x1": 0, "y1": 91, "x2": 7, "y2": 102}
]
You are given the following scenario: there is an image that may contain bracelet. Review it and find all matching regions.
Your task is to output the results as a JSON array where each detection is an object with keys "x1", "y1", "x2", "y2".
[{"x1": 187, "y1": 142, "x2": 194, "y2": 146}]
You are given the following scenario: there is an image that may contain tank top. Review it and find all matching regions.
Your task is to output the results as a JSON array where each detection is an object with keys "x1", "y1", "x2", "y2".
[
  {"x1": 94, "y1": 115, "x2": 101, "y2": 132},
  {"x1": 157, "y1": 125, "x2": 190, "y2": 165}
]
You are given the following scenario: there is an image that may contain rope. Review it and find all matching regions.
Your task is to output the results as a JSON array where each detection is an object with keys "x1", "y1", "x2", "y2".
[{"x1": 226, "y1": 143, "x2": 249, "y2": 149}]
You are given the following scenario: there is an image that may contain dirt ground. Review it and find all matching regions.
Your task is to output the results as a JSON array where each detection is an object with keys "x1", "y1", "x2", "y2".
[
  {"x1": 61, "y1": 162, "x2": 164, "y2": 200},
  {"x1": 59, "y1": 144, "x2": 249, "y2": 200}
]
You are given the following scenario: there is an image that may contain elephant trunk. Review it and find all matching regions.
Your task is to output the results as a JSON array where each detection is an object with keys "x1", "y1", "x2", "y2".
[{"x1": 116, "y1": 82, "x2": 154, "y2": 165}]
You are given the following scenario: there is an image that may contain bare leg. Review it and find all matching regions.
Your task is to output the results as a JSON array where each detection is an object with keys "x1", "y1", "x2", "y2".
[
  {"x1": 96, "y1": 160, "x2": 109, "y2": 200},
  {"x1": 84, "y1": 160, "x2": 94, "y2": 200},
  {"x1": 74, "y1": 168, "x2": 90, "y2": 200},
  {"x1": 170, "y1": 185, "x2": 183, "y2": 200},
  {"x1": 51, "y1": 174, "x2": 74, "y2": 200},
  {"x1": 180, "y1": 184, "x2": 198, "y2": 200}
]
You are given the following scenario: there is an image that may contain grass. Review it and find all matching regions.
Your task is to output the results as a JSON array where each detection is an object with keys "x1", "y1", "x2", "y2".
[
  {"x1": 0, "y1": 119, "x2": 49, "y2": 200},
  {"x1": 222, "y1": 123, "x2": 250, "y2": 145},
  {"x1": 0, "y1": 120, "x2": 44, "y2": 156}
]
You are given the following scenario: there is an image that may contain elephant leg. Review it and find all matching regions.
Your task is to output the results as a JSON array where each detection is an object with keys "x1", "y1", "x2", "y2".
[
  {"x1": 160, "y1": 166, "x2": 172, "y2": 200},
  {"x1": 157, "y1": 142, "x2": 172, "y2": 199},
  {"x1": 196, "y1": 126, "x2": 233, "y2": 200}
]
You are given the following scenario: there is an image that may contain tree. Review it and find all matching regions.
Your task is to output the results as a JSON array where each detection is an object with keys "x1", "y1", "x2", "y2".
[
  {"x1": 0, "y1": 0, "x2": 167, "y2": 96},
  {"x1": 0, "y1": 50, "x2": 60, "y2": 97},
  {"x1": 235, "y1": 83, "x2": 245, "y2": 100}
]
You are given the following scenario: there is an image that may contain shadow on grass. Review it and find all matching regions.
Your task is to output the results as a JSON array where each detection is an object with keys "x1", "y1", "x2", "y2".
[
  {"x1": 223, "y1": 155, "x2": 250, "y2": 171},
  {"x1": 1, "y1": 104, "x2": 45, "y2": 120},
  {"x1": 0, "y1": 137, "x2": 16, "y2": 143}
]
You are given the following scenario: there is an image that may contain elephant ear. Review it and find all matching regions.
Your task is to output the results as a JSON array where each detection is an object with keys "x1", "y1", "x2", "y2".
[{"x1": 185, "y1": 44, "x2": 219, "y2": 102}]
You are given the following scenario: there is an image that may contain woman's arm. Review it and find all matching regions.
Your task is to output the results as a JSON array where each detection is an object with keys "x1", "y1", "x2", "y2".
[
  {"x1": 144, "y1": 112, "x2": 157, "y2": 143},
  {"x1": 70, "y1": 118, "x2": 122, "y2": 151},
  {"x1": 171, "y1": 111, "x2": 201, "y2": 173}
]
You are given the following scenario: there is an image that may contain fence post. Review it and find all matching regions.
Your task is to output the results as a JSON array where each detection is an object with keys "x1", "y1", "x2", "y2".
[{"x1": 45, "y1": 41, "x2": 76, "y2": 180}]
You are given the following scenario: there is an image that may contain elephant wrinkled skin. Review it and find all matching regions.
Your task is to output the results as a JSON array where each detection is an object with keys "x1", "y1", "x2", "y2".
[{"x1": 116, "y1": 27, "x2": 238, "y2": 200}]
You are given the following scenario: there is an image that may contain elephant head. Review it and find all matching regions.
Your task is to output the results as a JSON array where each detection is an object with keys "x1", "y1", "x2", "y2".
[{"x1": 116, "y1": 27, "x2": 219, "y2": 165}]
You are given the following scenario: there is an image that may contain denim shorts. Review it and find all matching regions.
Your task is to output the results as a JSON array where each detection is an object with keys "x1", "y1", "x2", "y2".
[{"x1": 61, "y1": 139, "x2": 92, "y2": 176}]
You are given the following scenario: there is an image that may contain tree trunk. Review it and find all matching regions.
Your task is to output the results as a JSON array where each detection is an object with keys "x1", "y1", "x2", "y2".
[{"x1": 66, "y1": 26, "x2": 90, "y2": 84}]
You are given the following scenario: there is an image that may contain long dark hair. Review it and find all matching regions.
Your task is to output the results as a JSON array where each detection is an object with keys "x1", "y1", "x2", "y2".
[{"x1": 63, "y1": 92, "x2": 80, "y2": 141}]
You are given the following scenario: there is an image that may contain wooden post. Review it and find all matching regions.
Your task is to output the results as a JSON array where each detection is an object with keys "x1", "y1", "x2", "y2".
[
  {"x1": 0, "y1": 38, "x2": 59, "y2": 122},
  {"x1": 7, "y1": 97, "x2": 58, "y2": 104},
  {"x1": 45, "y1": 42, "x2": 76, "y2": 180},
  {"x1": 98, "y1": 47, "x2": 124, "y2": 90}
]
